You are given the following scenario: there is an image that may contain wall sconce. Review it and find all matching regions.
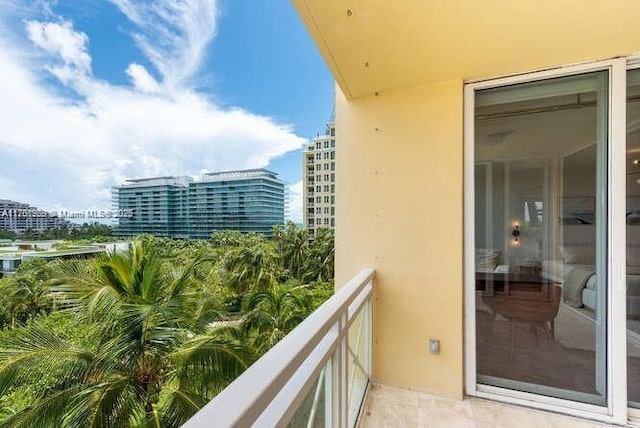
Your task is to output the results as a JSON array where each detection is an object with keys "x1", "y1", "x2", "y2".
[{"x1": 512, "y1": 224, "x2": 521, "y2": 244}]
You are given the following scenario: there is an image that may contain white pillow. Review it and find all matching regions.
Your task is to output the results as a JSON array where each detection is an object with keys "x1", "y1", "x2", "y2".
[
  {"x1": 560, "y1": 245, "x2": 595, "y2": 264},
  {"x1": 475, "y1": 248, "x2": 501, "y2": 272}
]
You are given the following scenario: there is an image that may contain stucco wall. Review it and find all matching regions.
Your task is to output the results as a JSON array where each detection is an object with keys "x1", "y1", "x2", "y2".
[{"x1": 335, "y1": 79, "x2": 464, "y2": 398}]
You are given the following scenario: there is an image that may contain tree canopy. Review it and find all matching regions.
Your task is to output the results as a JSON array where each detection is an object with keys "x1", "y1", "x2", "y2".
[{"x1": 0, "y1": 223, "x2": 335, "y2": 427}]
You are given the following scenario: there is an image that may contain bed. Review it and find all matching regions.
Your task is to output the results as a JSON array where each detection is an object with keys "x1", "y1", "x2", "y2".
[{"x1": 541, "y1": 225, "x2": 640, "y2": 317}]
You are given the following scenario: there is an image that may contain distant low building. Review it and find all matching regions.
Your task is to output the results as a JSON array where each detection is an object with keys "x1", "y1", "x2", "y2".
[
  {"x1": 0, "y1": 199, "x2": 68, "y2": 234},
  {"x1": 113, "y1": 169, "x2": 285, "y2": 238},
  {"x1": 0, "y1": 246, "x2": 106, "y2": 276}
]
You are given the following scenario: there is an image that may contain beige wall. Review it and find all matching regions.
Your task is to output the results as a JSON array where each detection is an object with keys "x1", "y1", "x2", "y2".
[{"x1": 335, "y1": 80, "x2": 464, "y2": 399}]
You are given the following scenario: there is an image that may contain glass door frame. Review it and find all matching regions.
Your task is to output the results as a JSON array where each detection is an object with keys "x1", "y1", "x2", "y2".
[
  {"x1": 626, "y1": 57, "x2": 640, "y2": 425},
  {"x1": 463, "y1": 57, "x2": 628, "y2": 425}
]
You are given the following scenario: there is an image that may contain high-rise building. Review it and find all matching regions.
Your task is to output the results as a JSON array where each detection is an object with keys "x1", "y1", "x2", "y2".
[
  {"x1": 113, "y1": 169, "x2": 285, "y2": 238},
  {"x1": 0, "y1": 199, "x2": 68, "y2": 233},
  {"x1": 112, "y1": 176, "x2": 191, "y2": 237},
  {"x1": 302, "y1": 121, "x2": 335, "y2": 236}
]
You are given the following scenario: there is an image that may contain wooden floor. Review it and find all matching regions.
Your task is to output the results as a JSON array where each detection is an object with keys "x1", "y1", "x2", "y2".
[{"x1": 476, "y1": 305, "x2": 640, "y2": 403}]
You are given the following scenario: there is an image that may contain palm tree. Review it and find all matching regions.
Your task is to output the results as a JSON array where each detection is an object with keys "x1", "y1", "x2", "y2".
[
  {"x1": 242, "y1": 285, "x2": 313, "y2": 354},
  {"x1": 0, "y1": 241, "x2": 254, "y2": 427},
  {"x1": 1, "y1": 259, "x2": 53, "y2": 327},
  {"x1": 273, "y1": 222, "x2": 309, "y2": 281},
  {"x1": 223, "y1": 243, "x2": 280, "y2": 294},
  {"x1": 304, "y1": 228, "x2": 335, "y2": 282}
]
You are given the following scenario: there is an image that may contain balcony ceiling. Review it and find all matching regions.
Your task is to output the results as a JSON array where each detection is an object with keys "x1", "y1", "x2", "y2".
[{"x1": 293, "y1": 0, "x2": 640, "y2": 99}]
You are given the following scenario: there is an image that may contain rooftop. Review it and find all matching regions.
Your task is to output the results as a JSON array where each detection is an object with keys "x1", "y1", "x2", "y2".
[
  {"x1": 200, "y1": 168, "x2": 280, "y2": 181},
  {"x1": 116, "y1": 169, "x2": 283, "y2": 188}
]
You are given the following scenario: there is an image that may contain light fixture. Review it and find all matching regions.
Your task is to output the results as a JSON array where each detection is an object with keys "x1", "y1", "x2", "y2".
[
  {"x1": 512, "y1": 224, "x2": 521, "y2": 243},
  {"x1": 634, "y1": 159, "x2": 640, "y2": 165}
]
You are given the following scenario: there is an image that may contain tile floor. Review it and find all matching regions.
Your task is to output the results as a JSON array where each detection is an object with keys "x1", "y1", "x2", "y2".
[{"x1": 359, "y1": 384, "x2": 618, "y2": 428}]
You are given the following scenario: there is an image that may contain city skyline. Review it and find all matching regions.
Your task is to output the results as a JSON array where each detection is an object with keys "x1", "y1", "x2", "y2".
[{"x1": 0, "y1": 0, "x2": 333, "y2": 224}]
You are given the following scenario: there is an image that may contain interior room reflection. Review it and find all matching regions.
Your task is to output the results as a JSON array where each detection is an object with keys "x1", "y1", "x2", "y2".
[{"x1": 474, "y1": 72, "x2": 611, "y2": 405}]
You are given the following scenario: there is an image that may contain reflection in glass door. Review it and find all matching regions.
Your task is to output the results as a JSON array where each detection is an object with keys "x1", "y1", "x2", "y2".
[
  {"x1": 474, "y1": 71, "x2": 609, "y2": 405},
  {"x1": 628, "y1": 69, "x2": 640, "y2": 408}
]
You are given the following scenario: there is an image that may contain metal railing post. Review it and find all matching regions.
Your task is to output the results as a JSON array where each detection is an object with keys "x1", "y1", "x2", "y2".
[{"x1": 339, "y1": 312, "x2": 349, "y2": 428}]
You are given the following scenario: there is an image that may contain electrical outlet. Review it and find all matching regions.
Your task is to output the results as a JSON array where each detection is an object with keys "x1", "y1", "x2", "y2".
[{"x1": 429, "y1": 339, "x2": 440, "y2": 355}]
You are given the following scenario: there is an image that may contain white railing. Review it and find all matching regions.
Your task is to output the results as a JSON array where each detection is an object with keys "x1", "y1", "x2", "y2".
[{"x1": 185, "y1": 268, "x2": 375, "y2": 428}]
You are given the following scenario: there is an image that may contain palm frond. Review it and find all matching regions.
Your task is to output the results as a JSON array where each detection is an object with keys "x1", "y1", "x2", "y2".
[
  {"x1": 161, "y1": 386, "x2": 209, "y2": 427},
  {"x1": 2, "y1": 385, "x2": 80, "y2": 428},
  {"x1": 171, "y1": 328, "x2": 255, "y2": 398},
  {"x1": 0, "y1": 326, "x2": 94, "y2": 394}
]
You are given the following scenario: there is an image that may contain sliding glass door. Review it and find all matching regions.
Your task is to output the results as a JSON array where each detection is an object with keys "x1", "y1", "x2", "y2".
[
  {"x1": 472, "y1": 71, "x2": 609, "y2": 405},
  {"x1": 628, "y1": 69, "x2": 640, "y2": 410}
]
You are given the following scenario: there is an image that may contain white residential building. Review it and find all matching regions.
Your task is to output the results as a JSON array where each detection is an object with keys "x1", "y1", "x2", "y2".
[{"x1": 302, "y1": 121, "x2": 335, "y2": 236}]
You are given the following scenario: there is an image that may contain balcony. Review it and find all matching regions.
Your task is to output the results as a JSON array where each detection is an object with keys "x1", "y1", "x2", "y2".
[
  {"x1": 184, "y1": 268, "x2": 608, "y2": 427},
  {"x1": 186, "y1": 269, "x2": 374, "y2": 427}
]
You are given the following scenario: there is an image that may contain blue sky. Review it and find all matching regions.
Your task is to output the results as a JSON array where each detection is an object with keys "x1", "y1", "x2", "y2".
[{"x1": 0, "y1": 0, "x2": 333, "y2": 223}]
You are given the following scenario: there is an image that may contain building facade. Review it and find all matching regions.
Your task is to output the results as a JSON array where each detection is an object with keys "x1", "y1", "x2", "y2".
[
  {"x1": 113, "y1": 169, "x2": 285, "y2": 238},
  {"x1": 0, "y1": 199, "x2": 68, "y2": 234},
  {"x1": 302, "y1": 121, "x2": 336, "y2": 236}
]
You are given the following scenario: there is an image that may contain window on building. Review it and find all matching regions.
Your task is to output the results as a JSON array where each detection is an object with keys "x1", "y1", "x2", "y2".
[
  {"x1": 324, "y1": 218, "x2": 329, "y2": 225},
  {"x1": 324, "y1": 196, "x2": 330, "y2": 203},
  {"x1": 331, "y1": 196, "x2": 335, "y2": 204},
  {"x1": 324, "y1": 185, "x2": 329, "y2": 192},
  {"x1": 331, "y1": 185, "x2": 335, "y2": 193},
  {"x1": 316, "y1": 174, "x2": 321, "y2": 182},
  {"x1": 324, "y1": 174, "x2": 329, "y2": 181},
  {"x1": 324, "y1": 152, "x2": 330, "y2": 159},
  {"x1": 316, "y1": 207, "x2": 321, "y2": 214},
  {"x1": 330, "y1": 152, "x2": 335, "y2": 160},
  {"x1": 331, "y1": 162, "x2": 335, "y2": 171},
  {"x1": 331, "y1": 207, "x2": 335, "y2": 215},
  {"x1": 316, "y1": 141, "x2": 321, "y2": 149},
  {"x1": 324, "y1": 141, "x2": 329, "y2": 148},
  {"x1": 331, "y1": 173, "x2": 335, "y2": 182},
  {"x1": 331, "y1": 139, "x2": 335, "y2": 148},
  {"x1": 324, "y1": 207, "x2": 329, "y2": 214},
  {"x1": 316, "y1": 196, "x2": 321, "y2": 203},
  {"x1": 330, "y1": 127, "x2": 335, "y2": 137},
  {"x1": 316, "y1": 153, "x2": 321, "y2": 160},
  {"x1": 330, "y1": 218, "x2": 335, "y2": 227},
  {"x1": 324, "y1": 163, "x2": 329, "y2": 171},
  {"x1": 316, "y1": 164, "x2": 321, "y2": 171},
  {"x1": 316, "y1": 185, "x2": 321, "y2": 192},
  {"x1": 316, "y1": 218, "x2": 321, "y2": 225}
]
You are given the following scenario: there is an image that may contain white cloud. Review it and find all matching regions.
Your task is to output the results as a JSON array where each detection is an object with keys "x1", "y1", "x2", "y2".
[
  {"x1": 126, "y1": 63, "x2": 159, "y2": 93},
  {"x1": 25, "y1": 20, "x2": 92, "y2": 88},
  {"x1": 0, "y1": 1, "x2": 306, "y2": 216},
  {"x1": 110, "y1": 0, "x2": 218, "y2": 88},
  {"x1": 287, "y1": 181, "x2": 303, "y2": 224},
  {"x1": 25, "y1": 20, "x2": 90, "y2": 72}
]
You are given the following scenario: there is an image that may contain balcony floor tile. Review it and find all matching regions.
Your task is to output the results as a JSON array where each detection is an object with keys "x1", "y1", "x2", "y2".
[{"x1": 359, "y1": 384, "x2": 616, "y2": 427}]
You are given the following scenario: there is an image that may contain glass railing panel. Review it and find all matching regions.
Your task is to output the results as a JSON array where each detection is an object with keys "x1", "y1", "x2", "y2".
[
  {"x1": 347, "y1": 300, "x2": 371, "y2": 427},
  {"x1": 286, "y1": 361, "x2": 331, "y2": 428}
]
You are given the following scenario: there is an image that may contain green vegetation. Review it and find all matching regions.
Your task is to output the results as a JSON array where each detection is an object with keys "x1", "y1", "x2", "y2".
[
  {"x1": 8, "y1": 222, "x2": 115, "y2": 241},
  {"x1": 0, "y1": 223, "x2": 334, "y2": 427}
]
